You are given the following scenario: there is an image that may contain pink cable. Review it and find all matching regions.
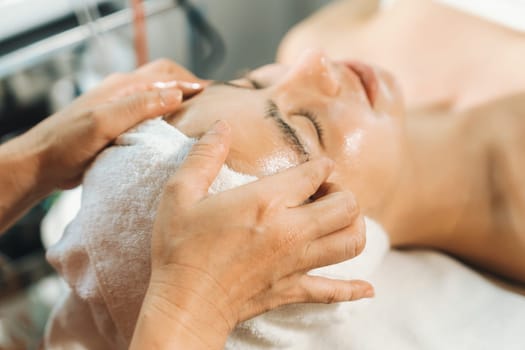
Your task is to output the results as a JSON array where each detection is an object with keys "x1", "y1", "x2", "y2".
[{"x1": 131, "y1": 0, "x2": 148, "y2": 67}]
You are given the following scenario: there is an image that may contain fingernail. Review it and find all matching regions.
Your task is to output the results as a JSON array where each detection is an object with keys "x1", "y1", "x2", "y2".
[
  {"x1": 208, "y1": 120, "x2": 230, "y2": 135},
  {"x1": 178, "y1": 81, "x2": 204, "y2": 90},
  {"x1": 154, "y1": 81, "x2": 203, "y2": 90},
  {"x1": 160, "y1": 89, "x2": 183, "y2": 106},
  {"x1": 153, "y1": 81, "x2": 175, "y2": 89},
  {"x1": 364, "y1": 287, "x2": 375, "y2": 298}
]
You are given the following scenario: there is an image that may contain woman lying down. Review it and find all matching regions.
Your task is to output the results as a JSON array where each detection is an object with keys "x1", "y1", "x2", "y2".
[{"x1": 45, "y1": 50, "x2": 525, "y2": 350}]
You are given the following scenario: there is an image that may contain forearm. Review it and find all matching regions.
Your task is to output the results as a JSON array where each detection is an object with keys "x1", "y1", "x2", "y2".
[{"x1": 0, "y1": 135, "x2": 49, "y2": 233}]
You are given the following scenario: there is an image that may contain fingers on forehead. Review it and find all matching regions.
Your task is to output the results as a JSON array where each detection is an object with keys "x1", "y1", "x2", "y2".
[
  {"x1": 137, "y1": 59, "x2": 199, "y2": 81},
  {"x1": 166, "y1": 122, "x2": 232, "y2": 203}
]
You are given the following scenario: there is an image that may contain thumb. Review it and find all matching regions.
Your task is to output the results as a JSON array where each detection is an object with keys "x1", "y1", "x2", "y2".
[
  {"x1": 95, "y1": 87, "x2": 183, "y2": 141},
  {"x1": 166, "y1": 120, "x2": 232, "y2": 205}
]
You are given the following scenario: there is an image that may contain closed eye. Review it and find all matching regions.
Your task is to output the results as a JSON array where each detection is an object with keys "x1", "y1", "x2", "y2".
[
  {"x1": 212, "y1": 77, "x2": 264, "y2": 90},
  {"x1": 247, "y1": 78, "x2": 264, "y2": 89},
  {"x1": 293, "y1": 108, "x2": 325, "y2": 148},
  {"x1": 266, "y1": 100, "x2": 310, "y2": 160}
]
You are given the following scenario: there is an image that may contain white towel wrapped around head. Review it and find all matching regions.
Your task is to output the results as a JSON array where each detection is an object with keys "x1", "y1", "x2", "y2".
[{"x1": 45, "y1": 118, "x2": 389, "y2": 350}]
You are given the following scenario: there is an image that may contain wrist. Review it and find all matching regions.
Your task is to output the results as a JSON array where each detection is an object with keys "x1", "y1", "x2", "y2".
[
  {"x1": 0, "y1": 135, "x2": 50, "y2": 232},
  {"x1": 131, "y1": 280, "x2": 232, "y2": 350},
  {"x1": 3, "y1": 133, "x2": 51, "y2": 195}
]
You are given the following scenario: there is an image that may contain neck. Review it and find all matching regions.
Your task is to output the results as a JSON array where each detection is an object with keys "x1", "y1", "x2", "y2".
[
  {"x1": 378, "y1": 97, "x2": 525, "y2": 283},
  {"x1": 373, "y1": 108, "x2": 487, "y2": 249}
]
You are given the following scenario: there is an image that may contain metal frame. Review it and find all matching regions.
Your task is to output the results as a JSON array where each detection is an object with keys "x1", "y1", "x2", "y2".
[{"x1": 0, "y1": 0, "x2": 177, "y2": 79}]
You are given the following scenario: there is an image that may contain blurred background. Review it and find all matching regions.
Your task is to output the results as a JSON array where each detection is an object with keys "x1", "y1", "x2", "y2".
[
  {"x1": 0, "y1": 0, "x2": 329, "y2": 348},
  {"x1": 3, "y1": 0, "x2": 522, "y2": 348}
]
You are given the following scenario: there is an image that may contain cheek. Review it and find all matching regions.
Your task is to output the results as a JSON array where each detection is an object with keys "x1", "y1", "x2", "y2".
[
  {"x1": 171, "y1": 105, "x2": 214, "y2": 137},
  {"x1": 343, "y1": 128, "x2": 366, "y2": 158},
  {"x1": 225, "y1": 125, "x2": 302, "y2": 177},
  {"x1": 227, "y1": 146, "x2": 301, "y2": 177},
  {"x1": 363, "y1": 126, "x2": 403, "y2": 185},
  {"x1": 255, "y1": 151, "x2": 299, "y2": 176},
  {"x1": 333, "y1": 122, "x2": 404, "y2": 208}
]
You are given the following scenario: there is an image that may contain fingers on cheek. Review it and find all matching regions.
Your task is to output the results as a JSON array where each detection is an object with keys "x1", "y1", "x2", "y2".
[
  {"x1": 309, "y1": 182, "x2": 343, "y2": 201},
  {"x1": 335, "y1": 215, "x2": 367, "y2": 260},
  {"x1": 282, "y1": 158, "x2": 334, "y2": 207},
  {"x1": 353, "y1": 216, "x2": 367, "y2": 256},
  {"x1": 298, "y1": 215, "x2": 366, "y2": 270},
  {"x1": 239, "y1": 188, "x2": 284, "y2": 236},
  {"x1": 306, "y1": 191, "x2": 359, "y2": 238}
]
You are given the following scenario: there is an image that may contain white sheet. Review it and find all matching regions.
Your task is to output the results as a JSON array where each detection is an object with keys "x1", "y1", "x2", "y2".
[
  {"x1": 43, "y1": 187, "x2": 525, "y2": 349},
  {"x1": 335, "y1": 250, "x2": 525, "y2": 349}
]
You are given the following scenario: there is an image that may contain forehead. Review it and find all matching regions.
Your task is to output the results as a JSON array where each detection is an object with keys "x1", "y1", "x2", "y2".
[
  {"x1": 248, "y1": 63, "x2": 289, "y2": 85},
  {"x1": 175, "y1": 83, "x2": 305, "y2": 174}
]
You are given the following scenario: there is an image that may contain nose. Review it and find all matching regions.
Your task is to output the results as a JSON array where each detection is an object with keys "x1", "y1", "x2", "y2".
[{"x1": 279, "y1": 49, "x2": 341, "y2": 97}]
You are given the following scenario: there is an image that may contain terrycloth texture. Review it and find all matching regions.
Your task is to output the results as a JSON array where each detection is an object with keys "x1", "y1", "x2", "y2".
[
  {"x1": 227, "y1": 218, "x2": 387, "y2": 349},
  {"x1": 340, "y1": 250, "x2": 525, "y2": 350},
  {"x1": 44, "y1": 119, "x2": 525, "y2": 349},
  {"x1": 44, "y1": 119, "x2": 389, "y2": 349}
]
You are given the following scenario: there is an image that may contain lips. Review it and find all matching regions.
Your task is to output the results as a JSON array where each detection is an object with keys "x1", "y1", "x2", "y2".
[{"x1": 343, "y1": 61, "x2": 379, "y2": 107}]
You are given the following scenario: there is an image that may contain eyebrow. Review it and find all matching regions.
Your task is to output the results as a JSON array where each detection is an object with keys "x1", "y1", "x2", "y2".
[
  {"x1": 208, "y1": 81, "x2": 312, "y2": 158},
  {"x1": 210, "y1": 78, "x2": 263, "y2": 89},
  {"x1": 265, "y1": 100, "x2": 310, "y2": 160},
  {"x1": 210, "y1": 81, "x2": 248, "y2": 89}
]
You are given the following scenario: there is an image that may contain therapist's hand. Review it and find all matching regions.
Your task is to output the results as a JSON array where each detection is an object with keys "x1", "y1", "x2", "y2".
[
  {"x1": 132, "y1": 121, "x2": 372, "y2": 350},
  {"x1": 0, "y1": 59, "x2": 204, "y2": 233},
  {"x1": 14, "y1": 59, "x2": 203, "y2": 193}
]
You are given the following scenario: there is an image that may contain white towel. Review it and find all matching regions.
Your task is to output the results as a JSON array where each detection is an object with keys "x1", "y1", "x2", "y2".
[
  {"x1": 44, "y1": 118, "x2": 389, "y2": 350},
  {"x1": 43, "y1": 118, "x2": 525, "y2": 349}
]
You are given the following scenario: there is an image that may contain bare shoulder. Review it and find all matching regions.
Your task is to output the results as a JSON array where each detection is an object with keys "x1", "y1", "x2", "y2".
[
  {"x1": 481, "y1": 94, "x2": 525, "y2": 236},
  {"x1": 460, "y1": 93, "x2": 525, "y2": 282},
  {"x1": 401, "y1": 95, "x2": 525, "y2": 283}
]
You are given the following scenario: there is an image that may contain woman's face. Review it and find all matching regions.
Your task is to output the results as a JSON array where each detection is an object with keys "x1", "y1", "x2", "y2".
[{"x1": 169, "y1": 50, "x2": 405, "y2": 211}]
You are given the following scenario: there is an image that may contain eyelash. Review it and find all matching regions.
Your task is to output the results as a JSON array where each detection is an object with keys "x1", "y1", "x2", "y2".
[
  {"x1": 266, "y1": 102, "x2": 310, "y2": 159},
  {"x1": 249, "y1": 79, "x2": 264, "y2": 89},
  {"x1": 244, "y1": 78, "x2": 323, "y2": 143},
  {"x1": 293, "y1": 108, "x2": 324, "y2": 143}
]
